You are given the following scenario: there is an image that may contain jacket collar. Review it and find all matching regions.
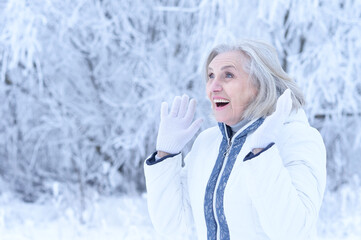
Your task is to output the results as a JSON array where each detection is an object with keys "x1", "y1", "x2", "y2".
[
  {"x1": 216, "y1": 108, "x2": 308, "y2": 141},
  {"x1": 218, "y1": 118, "x2": 264, "y2": 141}
]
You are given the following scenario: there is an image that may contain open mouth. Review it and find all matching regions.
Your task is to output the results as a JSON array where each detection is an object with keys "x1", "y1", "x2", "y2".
[
  {"x1": 216, "y1": 102, "x2": 229, "y2": 107},
  {"x1": 214, "y1": 98, "x2": 230, "y2": 108}
]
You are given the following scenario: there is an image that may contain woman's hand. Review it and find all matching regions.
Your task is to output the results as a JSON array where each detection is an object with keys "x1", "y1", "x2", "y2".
[
  {"x1": 249, "y1": 89, "x2": 293, "y2": 150},
  {"x1": 156, "y1": 95, "x2": 203, "y2": 156}
]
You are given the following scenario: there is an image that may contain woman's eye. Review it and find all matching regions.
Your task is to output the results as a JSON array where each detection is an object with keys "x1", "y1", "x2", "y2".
[
  {"x1": 208, "y1": 73, "x2": 214, "y2": 79},
  {"x1": 225, "y1": 72, "x2": 234, "y2": 78}
]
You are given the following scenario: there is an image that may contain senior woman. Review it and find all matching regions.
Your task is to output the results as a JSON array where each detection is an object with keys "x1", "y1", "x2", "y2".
[{"x1": 144, "y1": 39, "x2": 326, "y2": 240}]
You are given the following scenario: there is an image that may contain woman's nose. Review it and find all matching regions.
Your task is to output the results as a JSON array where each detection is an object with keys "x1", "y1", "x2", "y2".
[{"x1": 210, "y1": 78, "x2": 222, "y2": 92}]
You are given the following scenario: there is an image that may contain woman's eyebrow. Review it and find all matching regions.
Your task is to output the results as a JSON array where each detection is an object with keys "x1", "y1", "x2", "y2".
[
  {"x1": 208, "y1": 65, "x2": 236, "y2": 71},
  {"x1": 221, "y1": 65, "x2": 236, "y2": 70}
]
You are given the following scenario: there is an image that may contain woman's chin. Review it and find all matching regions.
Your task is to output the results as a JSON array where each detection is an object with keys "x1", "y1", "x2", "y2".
[{"x1": 214, "y1": 116, "x2": 232, "y2": 125}]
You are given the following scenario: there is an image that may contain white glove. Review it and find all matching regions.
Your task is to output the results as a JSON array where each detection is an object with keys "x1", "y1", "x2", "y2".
[
  {"x1": 156, "y1": 95, "x2": 203, "y2": 154},
  {"x1": 249, "y1": 89, "x2": 293, "y2": 149}
]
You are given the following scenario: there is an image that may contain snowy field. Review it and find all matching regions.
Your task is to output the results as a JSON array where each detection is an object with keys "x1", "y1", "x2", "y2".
[
  {"x1": 1, "y1": 189, "x2": 361, "y2": 240},
  {"x1": 0, "y1": 192, "x2": 163, "y2": 240}
]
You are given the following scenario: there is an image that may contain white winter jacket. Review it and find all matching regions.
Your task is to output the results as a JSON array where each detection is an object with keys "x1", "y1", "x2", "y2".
[{"x1": 144, "y1": 109, "x2": 326, "y2": 240}]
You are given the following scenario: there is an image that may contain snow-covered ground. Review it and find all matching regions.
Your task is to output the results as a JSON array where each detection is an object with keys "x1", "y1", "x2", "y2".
[
  {"x1": 1, "y1": 189, "x2": 360, "y2": 240},
  {"x1": 0, "y1": 192, "x2": 164, "y2": 240}
]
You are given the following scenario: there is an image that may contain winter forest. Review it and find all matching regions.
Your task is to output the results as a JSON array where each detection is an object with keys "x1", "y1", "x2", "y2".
[{"x1": 0, "y1": 0, "x2": 360, "y2": 239}]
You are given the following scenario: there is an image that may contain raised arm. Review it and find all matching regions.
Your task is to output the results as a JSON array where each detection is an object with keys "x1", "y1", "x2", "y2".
[
  {"x1": 144, "y1": 95, "x2": 203, "y2": 237},
  {"x1": 245, "y1": 90, "x2": 326, "y2": 239}
]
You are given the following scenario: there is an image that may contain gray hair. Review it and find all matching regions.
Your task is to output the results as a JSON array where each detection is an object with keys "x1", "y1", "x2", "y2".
[{"x1": 205, "y1": 39, "x2": 305, "y2": 120}]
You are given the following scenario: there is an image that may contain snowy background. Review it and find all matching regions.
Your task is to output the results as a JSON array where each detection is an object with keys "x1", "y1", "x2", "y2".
[{"x1": 0, "y1": 0, "x2": 360, "y2": 239}]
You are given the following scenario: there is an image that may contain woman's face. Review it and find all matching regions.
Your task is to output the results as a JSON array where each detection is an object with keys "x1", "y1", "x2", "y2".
[{"x1": 206, "y1": 51, "x2": 258, "y2": 126}]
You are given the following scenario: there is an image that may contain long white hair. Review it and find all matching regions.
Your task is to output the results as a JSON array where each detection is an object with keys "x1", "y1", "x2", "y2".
[{"x1": 205, "y1": 39, "x2": 305, "y2": 120}]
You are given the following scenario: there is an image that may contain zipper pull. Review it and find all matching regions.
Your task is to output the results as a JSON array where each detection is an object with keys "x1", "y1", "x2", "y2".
[
  {"x1": 224, "y1": 140, "x2": 231, "y2": 157},
  {"x1": 223, "y1": 125, "x2": 232, "y2": 158}
]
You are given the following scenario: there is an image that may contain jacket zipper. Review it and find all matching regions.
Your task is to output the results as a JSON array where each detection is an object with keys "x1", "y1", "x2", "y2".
[{"x1": 215, "y1": 129, "x2": 233, "y2": 239}]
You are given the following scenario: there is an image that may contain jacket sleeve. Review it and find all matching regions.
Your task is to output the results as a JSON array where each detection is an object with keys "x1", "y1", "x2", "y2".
[
  {"x1": 143, "y1": 152, "x2": 193, "y2": 238},
  {"x1": 243, "y1": 122, "x2": 327, "y2": 240}
]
